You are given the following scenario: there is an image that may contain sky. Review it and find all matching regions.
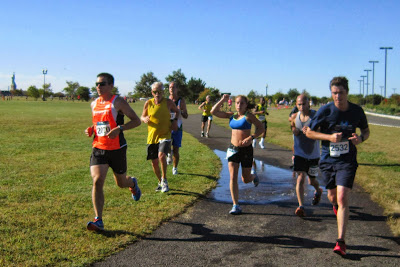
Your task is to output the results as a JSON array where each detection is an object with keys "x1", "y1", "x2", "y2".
[{"x1": 1, "y1": 0, "x2": 399, "y2": 98}]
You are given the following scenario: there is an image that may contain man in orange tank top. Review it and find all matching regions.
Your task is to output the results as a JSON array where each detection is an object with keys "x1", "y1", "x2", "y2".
[{"x1": 85, "y1": 73, "x2": 142, "y2": 232}]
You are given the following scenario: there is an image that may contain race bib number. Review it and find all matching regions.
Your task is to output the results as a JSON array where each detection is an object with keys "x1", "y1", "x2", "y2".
[
  {"x1": 170, "y1": 112, "x2": 176, "y2": 120},
  {"x1": 329, "y1": 141, "x2": 349, "y2": 157},
  {"x1": 96, "y1": 121, "x2": 111, "y2": 136},
  {"x1": 308, "y1": 166, "x2": 319, "y2": 177},
  {"x1": 258, "y1": 115, "x2": 265, "y2": 121},
  {"x1": 226, "y1": 147, "x2": 239, "y2": 159}
]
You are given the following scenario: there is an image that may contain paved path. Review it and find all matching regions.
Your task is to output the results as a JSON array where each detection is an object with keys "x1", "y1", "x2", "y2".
[
  {"x1": 365, "y1": 112, "x2": 400, "y2": 128},
  {"x1": 94, "y1": 114, "x2": 399, "y2": 266}
]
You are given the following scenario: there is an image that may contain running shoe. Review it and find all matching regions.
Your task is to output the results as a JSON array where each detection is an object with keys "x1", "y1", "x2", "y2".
[
  {"x1": 161, "y1": 178, "x2": 169, "y2": 193},
  {"x1": 167, "y1": 153, "x2": 172, "y2": 165},
  {"x1": 259, "y1": 141, "x2": 265, "y2": 149},
  {"x1": 87, "y1": 218, "x2": 104, "y2": 231},
  {"x1": 333, "y1": 240, "x2": 346, "y2": 256},
  {"x1": 229, "y1": 204, "x2": 242, "y2": 215},
  {"x1": 172, "y1": 167, "x2": 178, "y2": 175},
  {"x1": 201, "y1": 132, "x2": 204, "y2": 137},
  {"x1": 333, "y1": 204, "x2": 339, "y2": 216},
  {"x1": 155, "y1": 183, "x2": 162, "y2": 192},
  {"x1": 312, "y1": 188, "x2": 323, "y2": 206},
  {"x1": 252, "y1": 139, "x2": 257, "y2": 148},
  {"x1": 129, "y1": 177, "x2": 141, "y2": 201},
  {"x1": 205, "y1": 132, "x2": 209, "y2": 138},
  {"x1": 295, "y1": 206, "x2": 306, "y2": 217},
  {"x1": 252, "y1": 173, "x2": 259, "y2": 187}
]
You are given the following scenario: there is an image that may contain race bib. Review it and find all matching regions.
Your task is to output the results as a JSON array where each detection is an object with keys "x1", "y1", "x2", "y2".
[
  {"x1": 226, "y1": 147, "x2": 239, "y2": 159},
  {"x1": 96, "y1": 121, "x2": 111, "y2": 136},
  {"x1": 170, "y1": 112, "x2": 176, "y2": 120},
  {"x1": 329, "y1": 141, "x2": 349, "y2": 157},
  {"x1": 258, "y1": 115, "x2": 265, "y2": 121},
  {"x1": 308, "y1": 166, "x2": 319, "y2": 177}
]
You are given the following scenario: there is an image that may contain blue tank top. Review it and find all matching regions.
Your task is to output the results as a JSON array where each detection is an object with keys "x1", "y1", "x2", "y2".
[{"x1": 229, "y1": 113, "x2": 252, "y2": 130}]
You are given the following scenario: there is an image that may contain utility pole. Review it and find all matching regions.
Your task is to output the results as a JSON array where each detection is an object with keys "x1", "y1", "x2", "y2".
[
  {"x1": 369, "y1": 60, "x2": 379, "y2": 95},
  {"x1": 357, "y1": 80, "x2": 363, "y2": 95},
  {"x1": 380, "y1": 47, "x2": 393, "y2": 98},
  {"x1": 360, "y1": 75, "x2": 367, "y2": 96},
  {"x1": 364, "y1": 69, "x2": 371, "y2": 96}
]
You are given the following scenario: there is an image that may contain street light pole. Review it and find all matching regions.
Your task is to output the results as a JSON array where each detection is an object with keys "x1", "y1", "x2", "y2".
[
  {"x1": 265, "y1": 84, "x2": 268, "y2": 97},
  {"x1": 42, "y1": 68, "x2": 48, "y2": 101},
  {"x1": 380, "y1": 47, "x2": 393, "y2": 98},
  {"x1": 360, "y1": 75, "x2": 366, "y2": 96},
  {"x1": 364, "y1": 69, "x2": 371, "y2": 96},
  {"x1": 369, "y1": 60, "x2": 379, "y2": 95},
  {"x1": 357, "y1": 80, "x2": 363, "y2": 95}
]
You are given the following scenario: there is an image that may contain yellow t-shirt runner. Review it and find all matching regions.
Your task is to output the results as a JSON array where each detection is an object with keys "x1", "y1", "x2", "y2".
[{"x1": 146, "y1": 98, "x2": 171, "y2": 144}]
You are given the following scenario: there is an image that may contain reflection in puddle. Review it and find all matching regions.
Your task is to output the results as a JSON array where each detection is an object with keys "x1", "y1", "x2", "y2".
[{"x1": 210, "y1": 149, "x2": 317, "y2": 204}]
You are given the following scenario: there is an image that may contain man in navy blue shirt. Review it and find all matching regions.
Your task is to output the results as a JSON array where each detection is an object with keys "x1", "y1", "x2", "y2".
[{"x1": 305, "y1": 76, "x2": 370, "y2": 256}]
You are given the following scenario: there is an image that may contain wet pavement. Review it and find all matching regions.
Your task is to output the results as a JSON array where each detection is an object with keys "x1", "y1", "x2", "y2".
[{"x1": 211, "y1": 149, "x2": 300, "y2": 205}]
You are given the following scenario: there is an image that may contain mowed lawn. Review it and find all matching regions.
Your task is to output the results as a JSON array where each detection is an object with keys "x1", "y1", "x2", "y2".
[
  {"x1": 213, "y1": 105, "x2": 400, "y2": 237},
  {"x1": 0, "y1": 99, "x2": 220, "y2": 266}
]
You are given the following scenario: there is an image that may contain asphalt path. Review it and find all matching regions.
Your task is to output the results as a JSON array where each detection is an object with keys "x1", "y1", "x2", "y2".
[
  {"x1": 93, "y1": 114, "x2": 399, "y2": 266},
  {"x1": 365, "y1": 112, "x2": 400, "y2": 128}
]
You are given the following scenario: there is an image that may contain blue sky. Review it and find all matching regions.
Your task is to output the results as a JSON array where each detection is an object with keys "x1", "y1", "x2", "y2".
[{"x1": 1, "y1": 0, "x2": 399, "y2": 98}]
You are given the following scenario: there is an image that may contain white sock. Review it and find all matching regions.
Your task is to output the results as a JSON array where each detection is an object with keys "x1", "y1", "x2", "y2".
[{"x1": 260, "y1": 138, "x2": 265, "y2": 143}]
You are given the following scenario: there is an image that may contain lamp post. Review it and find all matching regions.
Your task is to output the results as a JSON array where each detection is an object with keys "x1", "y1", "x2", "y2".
[
  {"x1": 369, "y1": 60, "x2": 379, "y2": 95},
  {"x1": 42, "y1": 68, "x2": 48, "y2": 101},
  {"x1": 357, "y1": 80, "x2": 363, "y2": 95},
  {"x1": 364, "y1": 69, "x2": 371, "y2": 96},
  {"x1": 380, "y1": 47, "x2": 393, "y2": 98},
  {"x1": 360, "y1": 75, "x2": 366, "y2": 96},
  {"x1": 265, "y1": 84, "x2": 268, "y2": 98}
]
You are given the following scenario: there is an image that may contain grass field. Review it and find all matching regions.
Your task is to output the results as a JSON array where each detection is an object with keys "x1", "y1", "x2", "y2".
[
  {"x1": 1, "y1": 99, "x2": 399, "y2": 266},
  {"x1": 213, "y1": 106, "x2": 400, "y2": 237},
  {"x1": 0, "y1": 99, "x2": 220, "y2": 266}
]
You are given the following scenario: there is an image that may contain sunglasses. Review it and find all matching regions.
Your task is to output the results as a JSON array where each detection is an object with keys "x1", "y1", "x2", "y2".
[
  {"x1": 152, "y1": 90, "x2": 162, "y2": 95},
  {"x1": 96, "y1": 82, "x2": 108, "y2": 87}
]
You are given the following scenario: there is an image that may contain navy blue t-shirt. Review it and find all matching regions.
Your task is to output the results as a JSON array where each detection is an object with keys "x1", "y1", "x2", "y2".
[{"x1": 309, "y1": 101, "x2": 368, "y2": 166}]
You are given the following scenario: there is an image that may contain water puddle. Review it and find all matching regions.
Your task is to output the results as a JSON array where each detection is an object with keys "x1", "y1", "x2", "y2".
[{"x1": 210, "y1": 149, "x2": 317, "y2": 204}]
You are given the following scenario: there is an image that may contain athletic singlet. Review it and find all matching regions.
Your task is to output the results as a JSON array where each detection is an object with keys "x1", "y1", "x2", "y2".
[
  {"x1": 255, "y1": 104, "x2": 267, "y2": 122},
  {"x1": 91, "y1": 95, "x2": 126, "y2": 150},
  {"x1": 229, "y1": 112, "x2": 252, "y2": 130},
  {"x1": 202, "y1": 102, "x2": 212, "y2": 116},
  {"x1": 293, "y1": 110, "x2": 320, "y2": 159},
  {"x1": 147, "y1": 98, "x2": 171, "y2": 144},
  {"x1": 170, "y1": 97, "x2": 183, "y2": 130}
]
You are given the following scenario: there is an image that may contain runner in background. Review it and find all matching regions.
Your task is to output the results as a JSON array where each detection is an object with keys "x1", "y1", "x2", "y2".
[
  {"x1": 252, "y1": 97, "x2": 269, "y2": 149},
  {"x1": 199, "y1": 95, "x2": 213, "y2": 138}
]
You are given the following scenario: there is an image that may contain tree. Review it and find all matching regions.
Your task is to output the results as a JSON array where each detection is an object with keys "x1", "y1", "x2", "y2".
[
  {"x1": 27, "y1": 85, "x2": 40, "y2": 100},
  {"x1": 198, "y1": 87, "x2": 221, "y2": 102},
  {"x1": 63, "y1": 81, "x2": 80, "y2": 98},
  {"x1": 287, "y1": 88, "x2": 300, "y2": 101},
  {"x1": 165, "y1": 69, "x2": 188, "y2": 97},
  {"x1": 112, "y1": 86, "x2": 119, "y2": 95},
  {"x1": 76, "y1": 86, "x2": 91, "y2": 101},
  {"x1": 187, "y1": 77, "x2": 206, "y2": 102},
  {"x1": 134, "y1": 72, "x2": 159, "y2": 98},
  {"x1": 91, "y1": 86, "x2": 98, "y2": 98},
  {"x1": 271, "y1": 91, "x2": 286, "y2": 105},
  {"x1": 247, "y1": 90, "x2": 262, "y2": 102}
]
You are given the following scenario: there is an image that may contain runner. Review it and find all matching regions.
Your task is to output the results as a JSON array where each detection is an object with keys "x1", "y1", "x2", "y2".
[
  {"x1": 290, "y1": 94, "x2": 322, "y2": 217},
  {"x1": 85, "y1": 72, "x2": 141, "y2": 232},
  {"x1": 167, "y1": 82, "x2": 188, "y2": 175},
  {"x1": 141, "y1": 82, "x2": 179, "y2": 193},
  {"x1": 211, "y1": 94, "x2": 264, "y2": 215},
  {"x1": 252, "y1": 97, "x2": 269, "y2": 149},
  {"x1": 305, "y1": 76, "x2": 370, "y2": 256},
  {"x1": 198, "y1": 95, "x2": 213, "y2": 138}
]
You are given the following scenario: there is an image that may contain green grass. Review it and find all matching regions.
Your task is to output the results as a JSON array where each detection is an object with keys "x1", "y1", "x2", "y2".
[
  {"x1": 0, "y1": 100, "x2": 220, "y2": 266},
  {"x1": 213, "y1": 106, "x2": 400, "y2": 236}
]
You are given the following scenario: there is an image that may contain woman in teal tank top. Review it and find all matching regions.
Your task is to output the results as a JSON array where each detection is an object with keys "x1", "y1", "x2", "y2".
[{"x1": 211, "y1": 94, "x2": 264, "y2": 215}]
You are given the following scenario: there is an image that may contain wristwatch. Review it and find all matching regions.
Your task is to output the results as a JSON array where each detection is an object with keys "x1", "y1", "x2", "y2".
[{"x1": 118, "y1": 125, "x2": 124, "y2": 132}]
